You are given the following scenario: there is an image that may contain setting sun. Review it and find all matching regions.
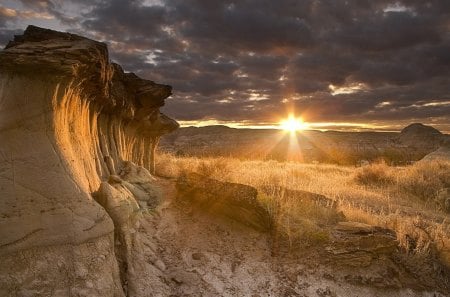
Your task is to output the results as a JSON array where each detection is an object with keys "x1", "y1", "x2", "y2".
[{"x1": 280, "y1": 115, "x2": 308, "y2": 132}]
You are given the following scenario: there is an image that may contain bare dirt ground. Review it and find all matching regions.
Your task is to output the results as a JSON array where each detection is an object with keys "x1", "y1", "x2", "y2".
[{"x1": 126, "y1": 177, "x2": 449, "y2": 297}]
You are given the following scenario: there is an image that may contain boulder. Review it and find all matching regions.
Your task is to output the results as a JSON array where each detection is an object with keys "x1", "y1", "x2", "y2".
[
  {"x1": 94, "y1": 182, "x2": 141, "y2": 230},
  {"x1": 176, "y1": 173, "x2": 272, "y2": 231},
  {"x1": 119, "y1": 161, "x2": 162, "y2": 209}
]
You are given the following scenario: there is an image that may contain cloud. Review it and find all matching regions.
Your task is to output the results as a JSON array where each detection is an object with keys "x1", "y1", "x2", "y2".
[
  {"x1": 0, "y1": 0, "x2": 449, "y2": 129},
  {"x1": 0, "y1": 5, "x2": 53, "y2": 23}
]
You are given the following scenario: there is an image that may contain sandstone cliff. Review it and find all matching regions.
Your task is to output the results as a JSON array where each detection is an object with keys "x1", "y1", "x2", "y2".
[{"x1": 0, "y1": 26, "x2": 178, "y2": 296}]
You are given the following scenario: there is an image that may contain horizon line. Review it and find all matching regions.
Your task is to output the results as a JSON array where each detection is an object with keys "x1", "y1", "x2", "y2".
[{"x1": 177, "y1": 120, "x2": 450, "y2": 134}]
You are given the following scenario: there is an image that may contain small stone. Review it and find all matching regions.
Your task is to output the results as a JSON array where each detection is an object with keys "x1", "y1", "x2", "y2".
[
  {"x1": 171, "y1": 276, "x2": 183, "y2": 285},
  {"x1": 154, "y1": 259, "x2": 166, "y2": 271},
  {"x1": 335, "y1": 221, "x2": 375, "y2": 234},
  {"x1": 192, "y1": 252, "x2": 203, "y2": 260}
]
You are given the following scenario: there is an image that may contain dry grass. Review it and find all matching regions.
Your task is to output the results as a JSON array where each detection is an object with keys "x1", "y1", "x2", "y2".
[
  {"x1": 156, "y1": 152, "x2": 450, "y2": 259},
  {"x1": 354, "y1": 161, "x2": 450, "y2": 202},
  {"x1": 354, "y1": 161, "x2": 395, "y2": 186}
]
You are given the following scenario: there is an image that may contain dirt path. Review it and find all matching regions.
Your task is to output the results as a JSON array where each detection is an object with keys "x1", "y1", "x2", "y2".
[{"x1": 127, "y1": 178, "x2": 447, "y2": 297}]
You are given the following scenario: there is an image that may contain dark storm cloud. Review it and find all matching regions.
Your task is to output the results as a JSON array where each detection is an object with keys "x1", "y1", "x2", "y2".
[
  {"x1": 170, "y1": 0, "x2": 314, "y2": 53},
  {"x1": 83, "y1": 0, "x2": 168, "y2": 39},
  {"x1": 0, "y1": 28, "x2": 21, "y2": 46},
  {"x1": 1, "y1": 0, "x2": 449, "y2": 128}
]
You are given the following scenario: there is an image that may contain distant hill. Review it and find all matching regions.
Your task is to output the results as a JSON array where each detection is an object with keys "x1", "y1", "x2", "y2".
[
  {"x1": 159, "y1": 123, "x2": 449, "y2": 165},
  {"x1": 398, "y1": 123, "x2": 443, "y2": 148},
  {"x1": 401, "y1": 123, "x2": 442, "y2": 135}
]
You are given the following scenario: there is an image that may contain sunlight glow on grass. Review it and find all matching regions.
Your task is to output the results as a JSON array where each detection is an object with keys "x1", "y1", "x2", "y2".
[{"x1": 280, "y1": 114, "x2": 308, "y2": 132}]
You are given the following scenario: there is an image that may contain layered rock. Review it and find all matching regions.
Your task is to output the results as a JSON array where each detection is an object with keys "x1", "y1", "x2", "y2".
[
  {"x1": 0, "y1": 26, "x2": 178, "y2": 296},
  {"x1": 326, "y1": 222, "x2": 398, "y2": 268}
]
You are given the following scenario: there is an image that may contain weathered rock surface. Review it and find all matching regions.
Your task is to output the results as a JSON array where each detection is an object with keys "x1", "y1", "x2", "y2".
[
  {"x1": 262, "y1": 186, "x2": 338, "y2": 210},
  {"x1": 326, "y1": 222, "x2": 398, "y2": 267},
  {"x1": 0, "y1": 26, "x2": 177, "y2": 296},
  {"x1": 261, "y1": 186, "x2": 343, "y2": 222},
  {"x1": 93, "y1": 161, "x2": 164, "y2": 295},
  {"x1": 119, "y1": 161, "x2": 163, "y2": 209},
  {"x1": 176, "y1": 172, "x2": 272, "y2": 231}
]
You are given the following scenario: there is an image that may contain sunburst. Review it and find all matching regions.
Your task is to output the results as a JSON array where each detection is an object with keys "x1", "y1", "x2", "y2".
[{"x1": 280, "y1": 114, "x2": 308, "y2": 132}]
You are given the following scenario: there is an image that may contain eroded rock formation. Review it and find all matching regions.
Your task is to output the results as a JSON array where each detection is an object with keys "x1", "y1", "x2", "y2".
[
  {"x1": 326, "y1": 222, "x2": 398, "y2": 267},
  {"x1": 0, "y1": 26, "x2": 178, "y2": 296}
]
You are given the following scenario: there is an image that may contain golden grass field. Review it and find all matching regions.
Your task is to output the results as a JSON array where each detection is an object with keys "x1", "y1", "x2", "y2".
[{"x1": 156, "y1": 152, "x2": 450, "y2": 263}]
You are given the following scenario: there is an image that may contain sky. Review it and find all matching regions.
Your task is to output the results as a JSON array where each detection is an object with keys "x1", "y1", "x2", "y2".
[{"x1": 0, "y1": 0, "x2": 449, "y2": 132}]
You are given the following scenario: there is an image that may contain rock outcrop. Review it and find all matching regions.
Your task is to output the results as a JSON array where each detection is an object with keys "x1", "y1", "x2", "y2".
[
  {"x1": 326, "y1": 222, "x2": 398, "y2": 268},
  {"x1": 176, "y1": 172, "x2": 272, "y2": 231},
  {"x1": 0, "y1": 26, "x2": 178, "y2": 296}
]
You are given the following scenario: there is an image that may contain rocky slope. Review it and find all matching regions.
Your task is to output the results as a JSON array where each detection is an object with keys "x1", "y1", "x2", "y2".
[{"x1": 0, "y1": 26, "x2": 177, "y2": 296}]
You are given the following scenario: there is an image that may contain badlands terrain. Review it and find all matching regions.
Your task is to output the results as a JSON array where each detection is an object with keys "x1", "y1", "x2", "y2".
[
  {"x1": 159, "y1": 123, "x2": 450, "y2": 165},
  {"x1": 0, "y1": 26, "x2": 449, "y2": 297}
]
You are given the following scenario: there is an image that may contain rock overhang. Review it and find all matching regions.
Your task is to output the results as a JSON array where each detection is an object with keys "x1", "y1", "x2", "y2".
[{"x1": 0, "y1": 25, "x2": 179, "y2": 134}]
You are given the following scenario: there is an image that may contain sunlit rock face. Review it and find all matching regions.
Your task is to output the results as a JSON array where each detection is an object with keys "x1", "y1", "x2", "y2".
[{"x1": 0, "y1": 25, "x2": 178, "y2": 296}]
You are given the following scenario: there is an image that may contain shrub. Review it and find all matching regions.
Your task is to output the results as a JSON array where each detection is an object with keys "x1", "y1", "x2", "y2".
[
  {"x1": 195, "y1": 157, "x2": 231, "y2": 178},
  {"x1": 354, "y1": 162, "x2": 395, "y2": 186},
  {"x1": 397, "y1": 161, "x2": 450, "y2": 201}
]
